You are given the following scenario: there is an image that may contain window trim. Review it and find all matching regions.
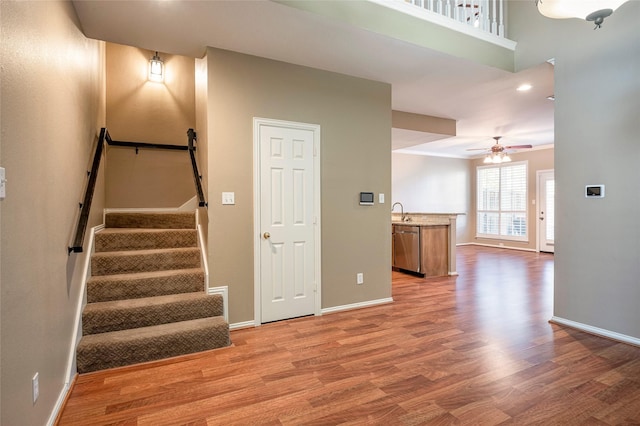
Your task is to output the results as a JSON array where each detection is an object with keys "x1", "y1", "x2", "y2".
[{"x1": 476, "y1": 160, "x2": 528, "y2": 242}]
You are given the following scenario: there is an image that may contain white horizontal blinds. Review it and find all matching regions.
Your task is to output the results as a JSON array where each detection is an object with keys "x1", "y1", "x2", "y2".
[
  {"x1": 477, "y1": 162, "x2": 527, "y2": 240},
  {"x1": 477, "y1": 167, "x2": 500, "y2": 235}
]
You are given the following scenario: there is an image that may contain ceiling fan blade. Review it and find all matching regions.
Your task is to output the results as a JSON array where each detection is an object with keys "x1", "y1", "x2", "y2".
[
  {"x1": 466, "y1": 148, "x2": 489, "y2": 151},
  {"x1": 504, "y1": 144, "x2": 533, "y2": 149}
]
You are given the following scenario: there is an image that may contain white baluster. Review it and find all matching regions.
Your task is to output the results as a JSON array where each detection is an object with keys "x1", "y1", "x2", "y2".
[
  {"x1": 471, "y1": 0, "x2": 476, "y2": 29},
  {"x1": 498, "y1": 0, "x2": 504, "y2": 37},
  {"x1": 482, "y1": 0, "x2": 490, "y2": 31},
  {"x1": 446, "y1": 0, "x2": 452, "y2": 18},
  {"x1": 437, "y1": 0, "x2": 443, "y2": 14},
  {"x1": 428, "y1": 0, "x2": 434, "y2": 12},
  {"x1": 491, "y1": 0, "x2": 497, "y2": 35}
]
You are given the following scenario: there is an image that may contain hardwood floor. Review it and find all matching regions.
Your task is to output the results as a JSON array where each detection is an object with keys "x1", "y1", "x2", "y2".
[{"x1": 57, "y1": 246, "x2": 640, "y2": 425}]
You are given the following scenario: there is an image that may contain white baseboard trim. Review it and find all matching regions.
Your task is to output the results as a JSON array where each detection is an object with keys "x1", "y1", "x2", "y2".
[
  {"x1": 208, "y1": 286, "x2": 229, "y2": 323},
  {"x1": 230, "y1": 320, "x2": 256, "y2": 330},
  {"x1": 56, "y1": 224, "x2": 103, "y2": 426},
  {"x1": 229, "y1": 297, "x2": 394, "y2": 330},
  {"x1": 460, "y1": 242, "x2": 537, "y2": 253},
  {"x1": 47, "y1": 380, "x2": 71, "y2": 426},
  {"x1": 321, "y1": 297, "x2": 394, "y2": 315},
  {"x1": 550, "y1": 316, "x2": 640, "y2": 347}
]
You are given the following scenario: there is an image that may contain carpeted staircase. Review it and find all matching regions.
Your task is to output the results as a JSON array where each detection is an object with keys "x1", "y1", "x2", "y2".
[{"x1": 76, "y1": 211, "x2": 230, "y2": 373}]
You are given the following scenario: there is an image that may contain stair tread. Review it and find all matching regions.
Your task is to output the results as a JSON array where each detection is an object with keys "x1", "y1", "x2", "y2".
[
  {"x1": 105, "y1": 212, "x2": 196, "y2": 229},
  {"x1": 91, "y1": 246, "x2": 201, "y2": 276},
  {"x1": 97, "y1": 228, "x2": 197, "y2": 234},
  {"x1": 92, "y1": 246, "x2": 200, "y2": 258},
  {"x1": 78, "y1": 316, "x2": 228, "y2": 349},
  {"x1": 76, "y1": 317, "x2": 230, "y2": 373},
  {"x1": 87, "y1": 268, "x2": 204, "y2": 283},
  {"x1": 84, "y1": 291, "x2": 212, "y2": 312}
]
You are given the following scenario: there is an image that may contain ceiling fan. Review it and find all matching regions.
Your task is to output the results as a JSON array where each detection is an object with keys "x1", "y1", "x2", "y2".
[{"x1": 468, "y1": 136, "x2": 533, "y2": 163}]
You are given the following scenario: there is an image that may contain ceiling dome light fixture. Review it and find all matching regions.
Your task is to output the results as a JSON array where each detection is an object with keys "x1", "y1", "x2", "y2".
[
  {"x1": 536, "y1": 0, "x2": 630, "y2": 28},
  {"x1": 149, "y1": 51, "x2": 164, "y2": 83}
]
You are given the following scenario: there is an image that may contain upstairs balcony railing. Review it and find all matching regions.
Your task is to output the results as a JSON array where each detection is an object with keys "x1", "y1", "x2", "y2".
[{"x1": 400, "y1": 0, "x2": 506, "y2": 39}]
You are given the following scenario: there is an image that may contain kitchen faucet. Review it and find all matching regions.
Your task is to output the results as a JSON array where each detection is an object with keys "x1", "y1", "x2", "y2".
[{"x1": 391, "y1": 202, "x2": 406, "y2": 222}]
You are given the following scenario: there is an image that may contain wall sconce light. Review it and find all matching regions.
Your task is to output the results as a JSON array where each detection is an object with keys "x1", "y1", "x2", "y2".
[
  {"x1": 536, "y1": 0, "x2": 630, "y2": 28},
  {"x1": 149, "y1": 51, "x2": 164, "y2": 82}
]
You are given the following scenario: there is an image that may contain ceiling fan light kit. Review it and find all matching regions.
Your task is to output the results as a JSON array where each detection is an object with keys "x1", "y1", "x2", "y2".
[
  {"x1": 535, "y1": 0, "x2": 630, "y2": 28},
  {"x1": 484, "y1": 153, "x2": 512, "y2": 164},
  {"x1": 474, "y1": 136, "x2": 532, "y2": 163}
]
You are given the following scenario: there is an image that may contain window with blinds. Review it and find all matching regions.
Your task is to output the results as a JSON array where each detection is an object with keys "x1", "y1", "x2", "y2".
[{"x1": 477, "y1": 161, "x2": 528, "y2": 241}]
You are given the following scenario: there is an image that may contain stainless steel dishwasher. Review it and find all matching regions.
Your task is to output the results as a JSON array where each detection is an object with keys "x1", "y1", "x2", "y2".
[{"x1": 392, "y1": 225, "x2": 420, "y2": 273}]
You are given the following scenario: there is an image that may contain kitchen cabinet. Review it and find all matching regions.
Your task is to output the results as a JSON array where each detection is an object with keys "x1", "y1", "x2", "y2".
[
  {"x1": 391, "y1": 213, "x2": 462, "y2": 277},
  {"x1": 420, "y1": 225, "x2": 448, "y2": 277},
  {"x1": 392, "y1": 223, "x2": 449, "y2": 277}
]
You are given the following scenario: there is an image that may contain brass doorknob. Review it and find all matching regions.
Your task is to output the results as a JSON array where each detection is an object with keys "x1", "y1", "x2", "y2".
[{"x1": 263, "y1": 232, "x2": 271, "y2": 239}]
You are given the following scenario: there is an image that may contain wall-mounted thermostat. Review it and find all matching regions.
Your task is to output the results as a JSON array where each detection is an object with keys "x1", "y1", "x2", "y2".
[
  {"x1": 359, "y1": 192, "x2": 374, "y2": 206},
  {"x1": 585, "y1": 185, "x2": 605, "y2": 198}
]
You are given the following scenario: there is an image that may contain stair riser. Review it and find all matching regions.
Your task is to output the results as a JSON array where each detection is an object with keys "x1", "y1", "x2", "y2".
[
  {"x1": 91, "y1": 249, "x2": 201, "y2": 276},
  {"x1": 83, "y1": 295, "x2": 224, "y2": 335},
  {"x1": 87, "y1": 270, "x2": 205, "y2": 303},
  {"x1": 95, "y1": 230, "x2": 197, "y2": 253},
  {"x1": 77, "y1": 319, "x2": 230, "y2": 373}
]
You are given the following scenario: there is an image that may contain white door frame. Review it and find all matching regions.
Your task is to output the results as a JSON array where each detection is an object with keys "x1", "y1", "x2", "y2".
[
  {"x1": 253, "y1": 117, "x2": 322, "y2": 326},
  {"x1": 536, "y1": 169, "x2": 555, "y2": 253}
]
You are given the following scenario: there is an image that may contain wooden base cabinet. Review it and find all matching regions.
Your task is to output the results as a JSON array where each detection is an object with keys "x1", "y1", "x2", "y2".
[{"x1": 420, "y1": 225, "x2": 449, "y2": 277}]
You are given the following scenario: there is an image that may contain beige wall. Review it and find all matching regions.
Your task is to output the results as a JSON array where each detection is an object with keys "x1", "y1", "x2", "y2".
[
  {"x1": 392, "y1": 153, "x2": 471, "y2": 243},
  {"x1": 105, "y1": 43, "x2": 196, "y2": 208},
  {"x1": 106, "y1": 43, "x2": 195, "y2": 145},
  {"x1": 205, "y1": 48, "x2": 392, "y2": 324},
  {"x1": 469, "y1": 148, "x2": 554, "y2": 251},
  {"x1": 509, "y1": 1, "x2": 640, "y2": 339},
  {"x1": 0, "y1": 2, "x2": 105, "y2": 424}
]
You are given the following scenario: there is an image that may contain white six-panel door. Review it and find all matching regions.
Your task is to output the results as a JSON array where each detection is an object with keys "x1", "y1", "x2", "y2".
[{"x1": 254, "y1": 119, "x2": 320, "y2": 324}]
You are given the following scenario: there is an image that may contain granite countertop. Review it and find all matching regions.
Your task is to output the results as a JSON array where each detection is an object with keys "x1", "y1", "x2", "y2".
[
  {"x1": 392, "y1": 212, "x2": 464, "y2": 226},
  {"x1": 392, "y1": 221, "x2": 449, "y2": 226}
]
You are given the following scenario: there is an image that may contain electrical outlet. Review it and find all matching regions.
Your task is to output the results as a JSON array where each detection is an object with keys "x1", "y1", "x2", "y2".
[
  {"x1": 32, "y1": 372, "x2": 39, "y2": 404},
  {"x1": 357, "y1": 273, "x2": 364, "y2": 285}
]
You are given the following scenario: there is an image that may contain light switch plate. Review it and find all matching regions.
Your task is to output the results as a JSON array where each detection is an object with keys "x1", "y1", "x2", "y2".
[
  {"x1": 222, "y1": 192, "x2": 235, "y2": 205},
  {"x1": 0, "y1": 167, "x2": 5, "y2": 200},
  {"x1": 379, "y1": 193, "x2": 385, "y2": 204}
]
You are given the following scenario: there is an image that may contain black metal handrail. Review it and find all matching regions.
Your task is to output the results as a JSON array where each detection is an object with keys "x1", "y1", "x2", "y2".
[
  {"x1": 69, "y1": 128, "x2": 110, "y2": 254},
  {"x1": 107, "y1": 140, "x2": 189, "y2": 153},
  {"x1": 107, "y1": 132, "x2": 206, "y2": 207},
  {"x1": 68, "y1": 128, "x2": 206, "y2": 253},
  {"x1": 188, "y1": 128, "x2": 207, "y2": 207}
]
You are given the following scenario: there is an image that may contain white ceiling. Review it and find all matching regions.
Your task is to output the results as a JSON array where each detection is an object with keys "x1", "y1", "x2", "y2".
[{"x1": 72, "y1": 0, "x2": 555, "y2": 158}]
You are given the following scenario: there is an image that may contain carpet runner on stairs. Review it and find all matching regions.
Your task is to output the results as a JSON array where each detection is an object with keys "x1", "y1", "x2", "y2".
[{"x1": 76, "y1": 211, "x2": 230, "y2": 374}]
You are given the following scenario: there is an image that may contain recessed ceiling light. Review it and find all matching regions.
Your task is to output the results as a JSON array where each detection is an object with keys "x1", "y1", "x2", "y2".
[{"x1": 517, "y1": 84, "x2": 533, "y2": 92}]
